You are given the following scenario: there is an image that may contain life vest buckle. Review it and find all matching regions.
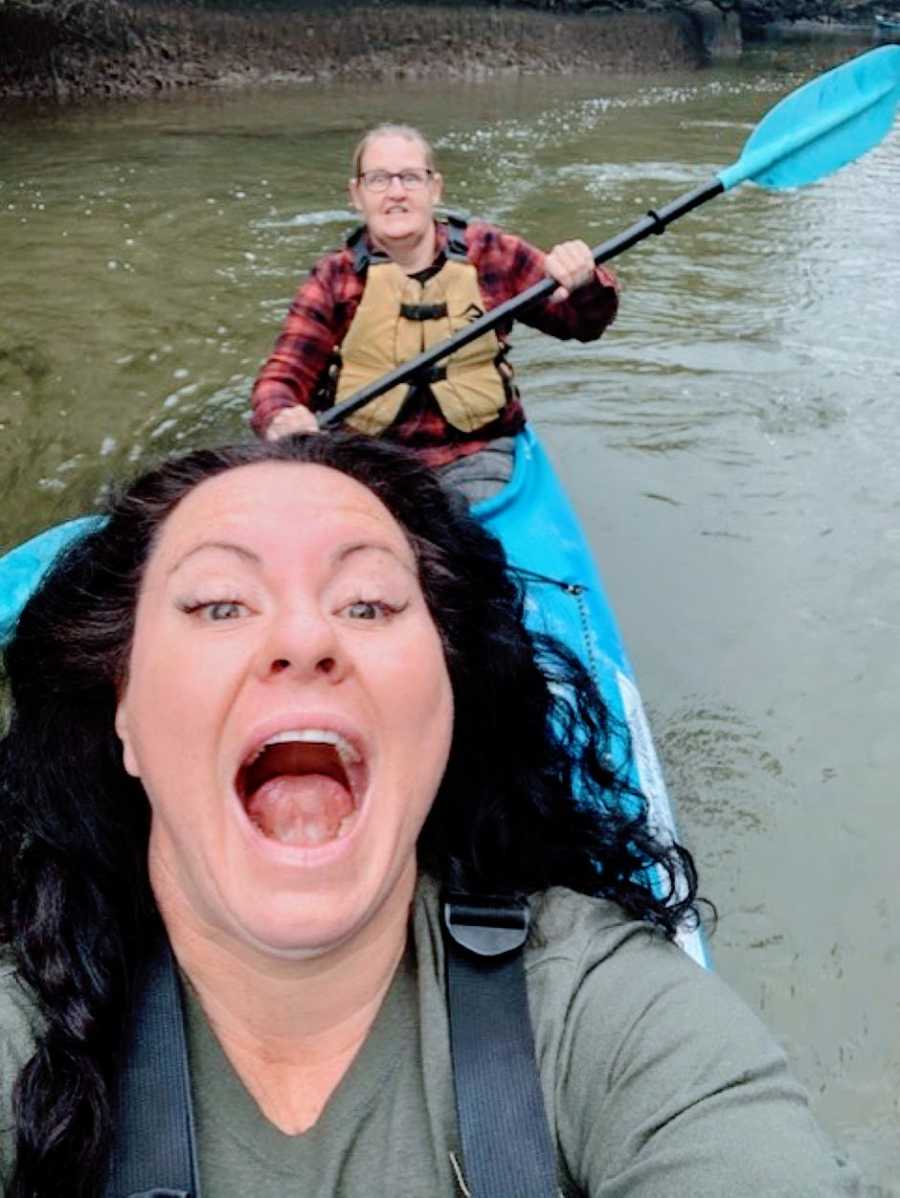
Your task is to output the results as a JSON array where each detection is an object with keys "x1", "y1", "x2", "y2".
[
  {"x1": 400, "y1": 301, "x2": 449, "y2": 321},
  {"x1": 410, "y1": 363, "x2": 447, "y2": 386}
]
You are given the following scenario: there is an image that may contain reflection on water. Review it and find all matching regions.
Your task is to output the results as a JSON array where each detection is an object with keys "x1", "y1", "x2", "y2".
[{"x1": 1, "y1": 34, "x2": 899, "y2": 1188}]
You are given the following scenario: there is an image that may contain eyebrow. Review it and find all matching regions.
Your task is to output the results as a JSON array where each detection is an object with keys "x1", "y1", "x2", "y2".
[
  {"x1": 334, "y1": 542, "x2": 416, "y2": 575},
  {"x1": 167, "y1": 539, "x2": 414, "y2": 576},
  {"x1": 167, "y1": 541, "x2": 261, "y2": 576}
]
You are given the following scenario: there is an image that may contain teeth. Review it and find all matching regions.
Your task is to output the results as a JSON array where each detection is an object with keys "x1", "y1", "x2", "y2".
[{"x1": 250, "y1": 728, "x2": 362, "y2": 769}]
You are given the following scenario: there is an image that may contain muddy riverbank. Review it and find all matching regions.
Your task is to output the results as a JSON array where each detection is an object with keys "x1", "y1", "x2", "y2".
[{"x1": 2, "y1": 3, "x2": 712, "y2": 104}]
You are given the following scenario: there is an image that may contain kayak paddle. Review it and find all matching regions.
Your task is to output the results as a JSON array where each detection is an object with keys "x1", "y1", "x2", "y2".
[{"x1": 320, "y1": 44, "x2": 900, "y2": 430}]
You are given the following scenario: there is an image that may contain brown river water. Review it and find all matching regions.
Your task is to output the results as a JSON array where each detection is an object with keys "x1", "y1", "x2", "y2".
[{"x1": 1, "y1": 31, "x2": 898, "y2": 1190}]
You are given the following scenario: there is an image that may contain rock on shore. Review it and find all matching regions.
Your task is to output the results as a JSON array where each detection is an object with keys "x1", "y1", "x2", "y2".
[
  {"x1": 0, "y1": 0, "x2": 883, "y2": 105},
  {"x1": 0, "y1": 1, "x2": 705, "y2": 104}
]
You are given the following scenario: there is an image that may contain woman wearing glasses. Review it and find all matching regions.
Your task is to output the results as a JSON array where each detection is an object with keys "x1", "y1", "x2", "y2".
[{"x1": 250, "y1": 124, "x2": 618, "y2": 500}]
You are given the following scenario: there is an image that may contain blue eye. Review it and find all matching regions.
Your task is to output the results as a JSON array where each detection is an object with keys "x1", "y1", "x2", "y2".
[
  {"x1": 341, "y1": 598, "x2": 408, "y2": 621},
  {"x1": 204, "y1": 601, "x2": 246, "y2": 621},
  {"x1": 346, "y1": 600, "x2": 382, "y2": 620},
  {"x1": 179, "y1": 599, "x2": 250, "y2": 621}
]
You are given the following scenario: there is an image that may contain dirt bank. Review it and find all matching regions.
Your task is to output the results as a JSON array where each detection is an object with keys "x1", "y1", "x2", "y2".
[{"x1": 0, "y1": 2, "x2": 707, "y2": 104}]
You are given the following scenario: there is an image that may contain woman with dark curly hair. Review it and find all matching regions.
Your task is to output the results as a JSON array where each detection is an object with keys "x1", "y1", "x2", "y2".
[{"x1": 0, "y1": 434, "x2": 854, "y2": 1197}]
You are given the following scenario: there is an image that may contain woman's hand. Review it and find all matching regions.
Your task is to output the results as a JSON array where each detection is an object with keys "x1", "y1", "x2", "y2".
[
  {"x1": 265, "y1": 406, "x2": 320, "y2": 440},
  {"x1": 544, "y1": 239, "x2": 596, "y2": 303}
]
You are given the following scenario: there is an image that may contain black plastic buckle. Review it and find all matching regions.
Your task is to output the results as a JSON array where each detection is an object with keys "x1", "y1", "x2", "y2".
[
  {"x1": 443, "y1": 894, "x2": 530, "y2": 958},
  {"x1": 409, "y1": 364, "x2": 447, "y2": 387},
  {"x1": 400, "y1": 302, "x2": 449, "y2": 321},
  {"x1": 126, "y1": 1190, "x2": 191, "y2": 1198}
]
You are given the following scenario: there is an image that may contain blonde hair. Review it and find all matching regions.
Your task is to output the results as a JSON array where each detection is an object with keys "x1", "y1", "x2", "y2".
[{"x1": 351, "y1": 124, "x2": 436, "y2": 178}]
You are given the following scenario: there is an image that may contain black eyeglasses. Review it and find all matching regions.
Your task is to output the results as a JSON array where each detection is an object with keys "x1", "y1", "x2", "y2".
[{"x1": 357, "y1": 169, "x2": 433, "y2": 192}]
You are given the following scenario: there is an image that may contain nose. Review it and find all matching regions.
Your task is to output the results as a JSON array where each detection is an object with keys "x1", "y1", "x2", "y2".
[
  {"x1": 386, "y1": 172, "x2": 407, "y2": 197},
  {"x1": 254, "y1": 602, "x2": 348, "y2": 686}
]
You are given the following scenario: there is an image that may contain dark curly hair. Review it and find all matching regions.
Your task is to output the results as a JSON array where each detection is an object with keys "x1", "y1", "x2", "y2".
[{"x1": 0, "y1": 432, "x2": 699, "y2": 1197}]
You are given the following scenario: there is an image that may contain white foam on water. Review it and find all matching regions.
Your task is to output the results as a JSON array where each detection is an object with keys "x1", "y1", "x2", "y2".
[{"x1": 255, "y1": 208, "x2": 352, "y2": 229}]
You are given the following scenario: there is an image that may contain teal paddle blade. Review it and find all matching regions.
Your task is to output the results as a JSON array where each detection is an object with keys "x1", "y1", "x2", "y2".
[
  {"x1": 0, "y1": 516, "x2": 103, "y2": 646},
  {"x1": 719, "y1": 45, "x2": 900, "y2": 191}
]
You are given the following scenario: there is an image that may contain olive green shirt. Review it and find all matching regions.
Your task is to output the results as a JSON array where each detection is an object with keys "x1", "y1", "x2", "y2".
[{"x1": 1, "y1": 878, "x2": 858, "y2": 1195}]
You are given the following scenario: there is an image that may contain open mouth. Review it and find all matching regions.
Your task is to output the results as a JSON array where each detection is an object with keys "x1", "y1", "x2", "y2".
[{"x1": 236, "y1": 730, "x2": 365, "y2": 848}]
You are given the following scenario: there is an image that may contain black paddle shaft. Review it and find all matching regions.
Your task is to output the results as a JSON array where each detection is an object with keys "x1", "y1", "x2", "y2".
[{"x1": 319, "y1": 176, "x2": 724, "y2": 430}]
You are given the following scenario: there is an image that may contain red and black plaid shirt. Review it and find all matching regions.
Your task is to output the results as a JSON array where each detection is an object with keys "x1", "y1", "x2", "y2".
[{"x1": 251, "y1": 220, "x2": 618, "y2": 468}]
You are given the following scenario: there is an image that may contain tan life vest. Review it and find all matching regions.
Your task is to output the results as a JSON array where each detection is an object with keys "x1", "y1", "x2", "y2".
[{"x1": 335, "y1": 253, "x2": 509, "y2": 437}]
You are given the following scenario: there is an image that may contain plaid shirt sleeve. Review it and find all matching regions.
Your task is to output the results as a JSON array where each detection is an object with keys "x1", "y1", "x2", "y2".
[
  {"x1": 250, "y1": 250, "x2": 360, "y2": 437},
  {"x1": 466, "y1": 222, "x2": 619, "y2": 342}
]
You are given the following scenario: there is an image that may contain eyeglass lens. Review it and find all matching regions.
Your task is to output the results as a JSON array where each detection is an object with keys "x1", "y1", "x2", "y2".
[{"x1": 360, "y1": 170, "x2": 431, "y2": 191}]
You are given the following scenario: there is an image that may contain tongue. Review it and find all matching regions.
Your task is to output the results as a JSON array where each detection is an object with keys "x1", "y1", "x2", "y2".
[{"x1": 245, "y1": 775, "x2": 354, "y2": 846}]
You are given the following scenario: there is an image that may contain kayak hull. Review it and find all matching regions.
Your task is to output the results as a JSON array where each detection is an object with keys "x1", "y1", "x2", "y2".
[
  {"x1": 0, "y1": 516, "x2": 101, "y2": 644},
  {"x1": 474, "y1": 428, "x2": 707, "y2": 966}
]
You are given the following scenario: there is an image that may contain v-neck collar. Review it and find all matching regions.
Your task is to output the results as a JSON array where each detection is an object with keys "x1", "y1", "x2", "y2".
[{"x1": 183, "y1": 941, "x2": 419, "y2": 1172}]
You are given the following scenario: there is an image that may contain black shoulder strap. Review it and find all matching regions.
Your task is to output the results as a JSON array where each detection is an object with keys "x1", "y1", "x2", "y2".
[
  {"x1": 442, "y1": 894, "x2": 558, "y2": 1198},
  {"x1": 346, "y1": 223, "x2": 391, "y2": 273},
  {"x1": 104, "y1": 901, "x2": 552, "y2": 1198},
  {"x1": 346, "y1": 223, "x2": 369, "y2": 273},
  {"x1": 443, "y1": 211, "x2": 470, "y2": 261},
  {"x1": 105, "y1": 936, "x2": 200, "y2": 1198}
]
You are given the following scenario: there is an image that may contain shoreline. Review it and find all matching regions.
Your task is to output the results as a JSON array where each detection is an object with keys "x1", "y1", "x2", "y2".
[
  {"x1": 3, "y1": 4, "x2": 708, "y2": 105},
  {"x1": 0, "y1": 2, "x2": 885, "y2": 107}
]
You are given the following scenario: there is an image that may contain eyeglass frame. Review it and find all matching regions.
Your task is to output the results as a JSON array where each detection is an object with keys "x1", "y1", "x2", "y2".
[{"x1": 356, "y1": 168, "x2": 435, "y2": 192}]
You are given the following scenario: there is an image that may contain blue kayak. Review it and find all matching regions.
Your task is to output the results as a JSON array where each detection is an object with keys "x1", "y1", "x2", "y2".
[
  {"x1": 0, "y1": 428, "x2": 706, "y2": 966},
  {"x1": 0, "y1": 515, "x2": 102, "y2": 644},
  {"x1": 474, "y1": 429, "x2": 707, "y2": 966}
]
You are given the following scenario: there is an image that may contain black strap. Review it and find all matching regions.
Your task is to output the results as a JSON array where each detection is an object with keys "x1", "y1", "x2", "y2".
[
  {"x1": 400, "y1": 301, "x2": 449, "y2": 321},
  {"x1": 348, "y1": 213, "x2": 470, "y2": 273},
  {"x1": 407, "y1": 363, "x2": 447, "y2": 388},
  {"x1": 104, "y1": 901, "x2": 552, "y2": 1198},
  {"x1": 445, "y1": 211, "x2": 470, "y2": 260},
  {"x1": 105, "y1": 937, "x2": 199, "y2": 1198},
  {"x1": 347, "y1": 224, "x2": 369, "y2": 273},
  {"x1": 443, "y1": 895, "x2": 558, "y2": 1198},
  {"x1": 346, "y1": 224, "x2": 391, "y2": 274}
]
